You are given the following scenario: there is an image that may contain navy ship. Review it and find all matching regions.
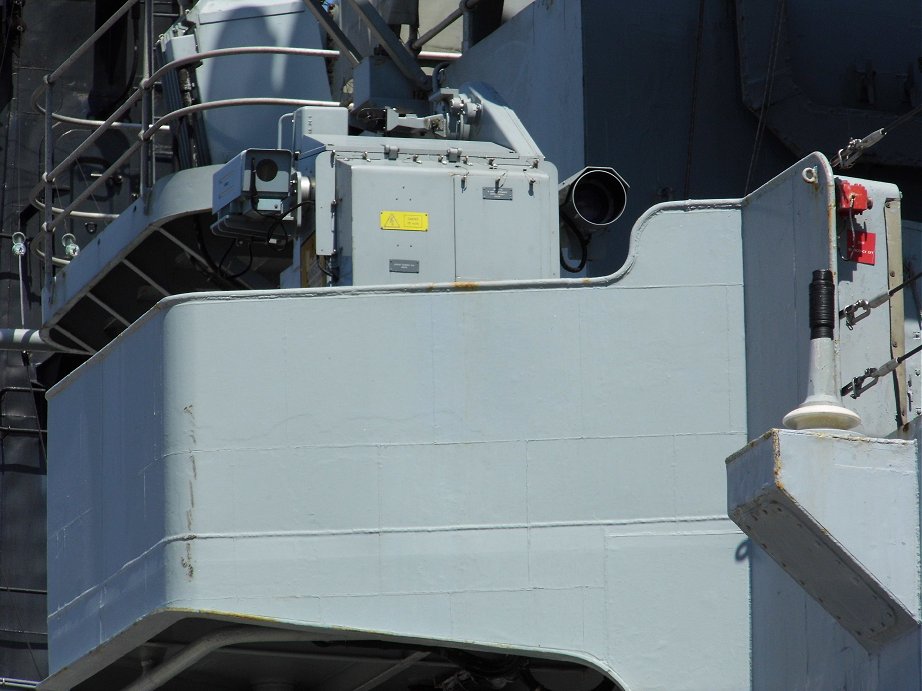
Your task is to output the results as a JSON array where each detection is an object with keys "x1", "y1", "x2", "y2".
[{"x1": 1, "y1": 1, "x2": 922, "y2": 689}]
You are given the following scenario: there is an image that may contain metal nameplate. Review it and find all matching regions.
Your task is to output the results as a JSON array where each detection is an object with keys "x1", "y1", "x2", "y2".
[
  {"x1": 389, "y1": 259, "x2": 420, "y2": 274},
  {"x1": 482, "y1": 187, "x2": 513, "y2": 201}
]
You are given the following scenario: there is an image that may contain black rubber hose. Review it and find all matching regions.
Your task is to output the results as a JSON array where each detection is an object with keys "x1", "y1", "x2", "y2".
[{"x1": 809, "y1": 269, "x2": 835, "y2": 340}]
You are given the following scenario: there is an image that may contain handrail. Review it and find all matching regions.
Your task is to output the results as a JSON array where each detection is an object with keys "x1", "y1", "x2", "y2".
[
  {"x1": 47, "y1": 0, "x2": 140, "y2": 85},
  {"x1": 34, "y1": 45, "x2": 454, "y2": 132},
  {"x1": 139, "y1": 0, "x2": 152, "y2": 194},
  {"x1": 141, "y1": 97, "x2": 340, "y2": 141},
  {"x1": 45, "y1": 46, "x2": 343, "y2": 188},
  {"x1": 40, "y1": 40, "x2": 342, "y2": 232},
  {"x1": 30, "y1": 195, "x2": 117, "y2": 221},
  {"x1": 31, "y1": 94, "x2": 143, "y2": 129},
  {"x1": 411, "y1": 0, "x2": 483, "y2": 51},
  {"x1": 36, "y1": 0, "x2": 463, "y2": 321},
  {"x1": 45, "y1": 97, "x2": 337, "y2": 235},
  {"x1": 144, "y1": 45, "x2": 341, "y2": 87},
  {"x1": 45, "y1": 89, "x2": 143, "y2": 183}
]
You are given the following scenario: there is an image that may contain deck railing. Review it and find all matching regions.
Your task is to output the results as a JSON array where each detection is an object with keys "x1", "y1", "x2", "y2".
[
  {"x1": 33, "y1": 0, "x2": 462, "y2": 321},
  {"x1": 33, "y1": 0, "x2": 344, "y2": 318}
]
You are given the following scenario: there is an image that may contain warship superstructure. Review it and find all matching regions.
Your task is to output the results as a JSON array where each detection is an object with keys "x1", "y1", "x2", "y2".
[{"x1": 0, "y1": 1, "x2": 921, "y2": 689}]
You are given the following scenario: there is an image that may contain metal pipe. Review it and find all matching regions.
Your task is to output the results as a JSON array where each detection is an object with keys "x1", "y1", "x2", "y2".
[
  {"x1": 46, "y1": 140, "x2": 141, "y2": 234},
  {"x1": 29, "y1": 194, "x2": 118, "y2": 221},
  {"x1": 50, "y1": 325, "x2": 95, "y2": 354},
  {"x1": 411, "y1": 0, "x2": 482, "y2": 50},
  {"x1": 345, "y1": 0, "x2": 428, "y2": 88},
  {"x1": 118, "y1": 627, "x2": 317, "y2": 691},
  {"x1": 86, "y1": 292, "x2": 132, "y2": 327},
  {"x1": 300, "y1": 0, "x2": 363, "y2": 66},
  {"x1": 314, "y1": 651, "x2": 428, "y2": 691},
  {"x1": 417, "y1": 50, "x2": 462, "y2": 61},
  {"x1": 46, "y1": 89, "x2": 143, "y2": 183},
  {"x1": 30, "y1": 235, "x2": 70, "y2": 267},
  {"x1": 353, "y1": 653, "x2": 428, "y2": 691},
  {"x1": 140, "y1": 97, "x2": 341, "y2": 141},
  {"x1": 0, "y1": 329, "x2": 86, "y2": 354},
  {"x1": 277, "y1": 112, "x2": 295, "y2": 149},
  {"x1": 140, "y1": 0, "x2": 153, "y2": 197},
  {"x1": 17, "y1": 253, "x2": 27, "y2": 327},
  {"x1": 144, "y1": 46, "x2": 341, "y2": 87},
  {"x1": 0, "y1": 586, "x2": 46, "y2": 595},
  {"x1": 0, "y1": 677, "x2": 41, "y2": 689},
  {"x1": 122, "y1": 259, "x2": 170, "y2": 297},
  {"x1": 37, "y1": 46, "x2": 339, "y2": 130},
  {"x1": 42, "y1": 80, "x2": 54, "y2": 322},
  {"x1": 42, "y1": 45, "x2": 337, "y2": 214},
  {"x1": 156, "y1": 227, "x2": 213, "y2": 270},
  {"x1": 46, "y1": 98, "x2": 337, "y2": 234},
  {"x1": 47, "y1": 0, "x2": 140, "y2": 84},
  {"x1": 29, "y1": 84, "x2": 143, "y2": 130}
]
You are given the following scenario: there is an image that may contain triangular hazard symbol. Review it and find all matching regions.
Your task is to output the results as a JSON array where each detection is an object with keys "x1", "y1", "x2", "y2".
[{"x1": 384, "y1": 214, "x2": 400, "y2": 229}]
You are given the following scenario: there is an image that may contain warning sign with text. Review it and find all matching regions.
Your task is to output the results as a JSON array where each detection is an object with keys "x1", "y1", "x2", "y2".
[
  {"x1": 846, "y1": 230, "x2": 876, "y2": 265},
  {"x1": 380, "y1": 211, "x2": 429, "y2": 231}
]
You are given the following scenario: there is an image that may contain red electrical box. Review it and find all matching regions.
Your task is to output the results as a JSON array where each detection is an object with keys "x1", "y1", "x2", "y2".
[{"x1": 836, "y1": 180, "x2": 870, "y2": 213}]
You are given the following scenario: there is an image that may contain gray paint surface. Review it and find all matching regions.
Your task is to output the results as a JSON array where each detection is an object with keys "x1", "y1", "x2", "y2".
[
  {"x1": 445, "y1": 1, "x2": 585, "y2": 182},
  {"x1": 173, "y1": 0, "x2": 332, "y2": 163},
  {"x1": 46, "y1": 195, "x2": 751, "y2": 690},
  {"x1": 448, "y1": 1, "x2": 922, "y2": 278},
  {"x1": 727, "y1": 429, "x2": 919, "y2": 647},
  {"x1": 27, "y1": 0, "x2": 922, "y2": 685}
]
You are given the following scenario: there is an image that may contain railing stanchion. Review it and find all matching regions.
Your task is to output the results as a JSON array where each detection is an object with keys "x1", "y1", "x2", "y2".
[
  {"x1": 140, "y1": 0, "x2": 154, "y2": 198},
  {"x1": 42, "y1": 79, "x2": 55, "y2": 321}
]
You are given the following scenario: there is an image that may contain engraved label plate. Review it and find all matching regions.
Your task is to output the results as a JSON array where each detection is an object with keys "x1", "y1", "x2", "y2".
[
  {"x1": 482, "y1": 187, "x2": 513, "y2": 201},
  {"x1": 389, "y1": 259, "x2": 420, "y2": 273}
]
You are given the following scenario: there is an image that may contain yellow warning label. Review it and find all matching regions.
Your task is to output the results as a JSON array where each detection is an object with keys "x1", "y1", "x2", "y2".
[{"x1": 380, "y1": 210, "x2": 429, "y2": 231}]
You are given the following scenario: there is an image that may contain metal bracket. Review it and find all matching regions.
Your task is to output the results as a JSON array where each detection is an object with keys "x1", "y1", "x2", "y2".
[
  {"x1": 884, "y1": 198, "x2": 908, "y2": 424},
  {"x1": 300, "y1": 0, "x2": 363, "y2": 66},
  {"x1": 833, "y1": 129, "x2": 886, "y2": 169},
  {"x1": 844, "y1": 360, "x2": 900, "y2": 399},
  {"x1": 344, "y1": 0, "x2": 429, "y2": 90},
  {"x1": 848, "y1": 367, "x2": 882, "y2": 399},
  {"x1": 842, "y1": 299, "x2": 873, "y2": 329},
  {"x1": 385, "y1": 108, "x2": 445, "y2": 136}
]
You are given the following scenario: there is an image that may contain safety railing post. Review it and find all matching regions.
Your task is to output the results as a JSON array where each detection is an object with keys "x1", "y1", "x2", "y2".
[
  {"x1": 42, "y1": 78, "x2": 54, "y2": 321},
  {"x1": 140, "y1": 0, "x2": 154, "y2": 198}
]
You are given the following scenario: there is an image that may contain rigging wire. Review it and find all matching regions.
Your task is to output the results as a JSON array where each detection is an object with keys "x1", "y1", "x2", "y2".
[
  {"x1": 0, "y1": 1, "x2": 18, "y2": 81},
  {"x1": 89, "y1": 2, "x2": 141, "y2": 121},
  {"x1": 744, "y1": 0, "x2": 787, "y2": 194},
  {"x1": 830, "y1": 100, "x2": 922, "y2": 169},
  {"x1": 17, "y1": 251, "x2": 26, "y2": 327},
  {"x1": 683, "y1": 0, "x2": 707, "y2": 198}
]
